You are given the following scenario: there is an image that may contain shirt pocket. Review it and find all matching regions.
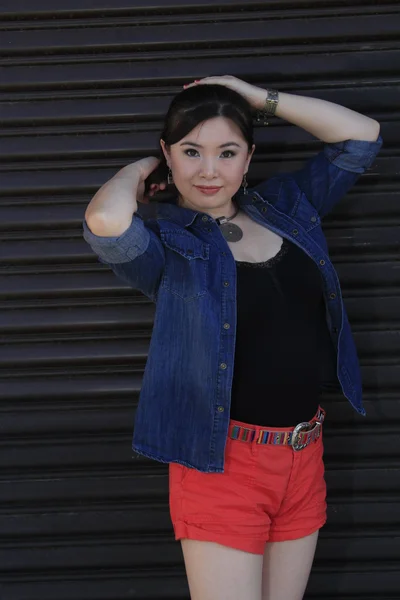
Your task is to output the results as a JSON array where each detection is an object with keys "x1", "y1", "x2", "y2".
[
  {"x1": 292, "y1": 193, "x2": 321, "y2": 232},
  {"x1": 160, "y1": 231, "x2": 210, "y2": 301}
]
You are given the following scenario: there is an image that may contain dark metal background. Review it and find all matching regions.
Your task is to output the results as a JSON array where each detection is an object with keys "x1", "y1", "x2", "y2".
[{"x1": 1, "y1": 1, "x2": 399, "y2": 598}]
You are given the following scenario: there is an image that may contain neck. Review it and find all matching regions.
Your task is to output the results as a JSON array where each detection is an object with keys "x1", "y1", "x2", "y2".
[{"x1": 178, "y1": 195, "x2": 237, "y2": 220}]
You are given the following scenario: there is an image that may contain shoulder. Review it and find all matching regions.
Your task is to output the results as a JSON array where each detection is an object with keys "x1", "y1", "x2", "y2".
[{"x1": 251, "y1": 173, "x2": 302, "y2": 215}]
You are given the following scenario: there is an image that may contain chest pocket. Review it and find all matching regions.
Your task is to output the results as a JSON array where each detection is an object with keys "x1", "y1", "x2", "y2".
[
  {"x1": 160, "y1": 231, "x2": 210, "y2": 301},
  {"x1": 292, "y1": 193, "x2": 321, "y2": 232}
]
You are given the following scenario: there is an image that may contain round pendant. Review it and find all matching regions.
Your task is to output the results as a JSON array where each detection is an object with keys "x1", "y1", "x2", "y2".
[{"x1": 220, "y1": 223, "x2": 243, "y2": 242}]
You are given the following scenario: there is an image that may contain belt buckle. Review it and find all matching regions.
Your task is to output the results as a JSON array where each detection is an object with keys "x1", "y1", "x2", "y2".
[{"x1": 291, "y1": 420, "x2": 321, "y2": 452}]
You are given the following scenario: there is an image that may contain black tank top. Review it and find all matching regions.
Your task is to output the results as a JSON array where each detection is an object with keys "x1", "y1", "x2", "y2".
[{"x1": 230, "y1": 237, "x2": 335, "y2": 427}]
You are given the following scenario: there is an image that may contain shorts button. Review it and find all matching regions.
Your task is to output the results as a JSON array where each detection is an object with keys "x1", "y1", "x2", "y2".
[
  {"x1": 292, "y1": 229, "x2": 298, "y2": 236},
  {"x1": 220, "y1": 363, "x2": 227, "y2": 370},
  {"x1": 217, "y1": 406, "x2": 225, "y2": 412},
  {"x1": 320, "y1": 259, "x2": 325, "y2": 266},
  {"x1": 223, "y1": 323, "x2": 230, "y2": 329},
  {"x1": 202, "y1": 215, "x2": 208, "y2": 222},
  {"x1": 330, "y1": 292, "x2": 337, "y2": 300},
  {"x1": 311, "y1": 216, "x2": 317, "y2": 223},
  {"x1": 223, "y1": 281, "x2": 230, "y2": 287},
  {"x1": 261, "y1": 207, "x2": 267, "y2": 213}
]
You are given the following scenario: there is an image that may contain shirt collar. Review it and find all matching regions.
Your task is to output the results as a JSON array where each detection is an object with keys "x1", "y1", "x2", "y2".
[{"x1": 152, "y1": 191, "x2": 254, "y2": 228}]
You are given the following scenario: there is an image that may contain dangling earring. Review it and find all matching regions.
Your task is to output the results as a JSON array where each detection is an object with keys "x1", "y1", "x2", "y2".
[
  {"x1": 242, "y1": 173, "x2": 248, "y2": 195},
  {"x1": 167, "y1": 168, "x2": 174, "y2": 185}
]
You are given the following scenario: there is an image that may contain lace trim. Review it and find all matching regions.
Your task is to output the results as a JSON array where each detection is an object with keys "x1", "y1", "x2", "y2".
[{"x1": 235, "y1": 238, "x2": 289, "y2": 269}]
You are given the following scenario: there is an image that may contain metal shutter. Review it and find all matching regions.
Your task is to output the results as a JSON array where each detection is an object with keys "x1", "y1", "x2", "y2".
[{"x1": 1, "y1": 2, "x2": 399, "y2": 598}]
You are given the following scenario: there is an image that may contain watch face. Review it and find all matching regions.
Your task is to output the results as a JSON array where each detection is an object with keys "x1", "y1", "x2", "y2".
[{"x1": 266, "y1": 91, "x2": 278, "y2": 114}]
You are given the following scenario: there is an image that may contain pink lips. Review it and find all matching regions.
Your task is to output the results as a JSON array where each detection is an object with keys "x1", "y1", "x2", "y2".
[{"x1": 195, "y1": 186, "x2": 222, "y2": 195}]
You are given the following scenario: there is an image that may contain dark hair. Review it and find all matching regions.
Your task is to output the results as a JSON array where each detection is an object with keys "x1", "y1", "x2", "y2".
[{"x1": 149, "y1": 84, "x2": 255, "y2": 202}]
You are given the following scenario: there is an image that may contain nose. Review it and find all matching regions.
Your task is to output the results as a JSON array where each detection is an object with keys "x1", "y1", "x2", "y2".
[{"x1": 199, "y1": 157, "x2": 218, "y2": 179}]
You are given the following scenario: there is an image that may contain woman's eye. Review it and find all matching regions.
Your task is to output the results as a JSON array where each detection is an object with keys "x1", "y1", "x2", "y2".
[
  {"x1": 185, "y1": 149, "x2": 199, "y2": 157},
  {"x1": 184, "y1": 149, "x2": 236, "y2": 158}
]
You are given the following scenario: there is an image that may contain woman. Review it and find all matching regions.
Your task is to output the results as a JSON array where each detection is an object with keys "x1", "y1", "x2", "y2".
[{"x1": 83, "y1": 76, "x2": 382, "y2": 600}]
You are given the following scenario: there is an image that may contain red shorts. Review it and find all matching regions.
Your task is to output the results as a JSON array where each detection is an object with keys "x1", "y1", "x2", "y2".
[{"x1": 169, "y1": 408, "x2": 327, "y2": 554}]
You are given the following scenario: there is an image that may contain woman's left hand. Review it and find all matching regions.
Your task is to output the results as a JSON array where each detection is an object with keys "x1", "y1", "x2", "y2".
[{"x1": 183, "y1": 75, "x2": 266, "y2": 110}]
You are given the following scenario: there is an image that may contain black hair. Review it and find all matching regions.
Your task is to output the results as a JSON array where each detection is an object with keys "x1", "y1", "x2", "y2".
[{"x1": 149, "y1": 84, "x2": 255, "y2": 202}]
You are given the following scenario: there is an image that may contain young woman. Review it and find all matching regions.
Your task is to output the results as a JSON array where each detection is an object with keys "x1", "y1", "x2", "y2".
[{"x1": 83, "y1": 76, "x2": 382, "y2": 600}]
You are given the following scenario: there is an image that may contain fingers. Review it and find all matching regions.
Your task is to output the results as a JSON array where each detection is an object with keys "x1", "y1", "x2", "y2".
[
  {"x1": 148, "y1": 182, "x2": 167, "y2": 196},
  {"x1": 183, "y1": 78, "x2": 211, "y2": 89},
  {"x1": 183, "y1": 76, "x2": 232, "y2": 89}
]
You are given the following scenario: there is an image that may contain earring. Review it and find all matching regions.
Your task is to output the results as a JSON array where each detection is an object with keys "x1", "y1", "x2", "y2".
[
  {"x1": 167, "y1": 168, "x2": 174, "y2": 185},
  {"x1": 242, "y1": 174, "x2": 248, "y2": 195}
]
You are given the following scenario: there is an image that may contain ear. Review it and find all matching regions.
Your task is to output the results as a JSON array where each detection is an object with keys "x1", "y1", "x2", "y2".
[
  {"x1": 160, "y1": 139, "x2": 171, "y2": 167},
  {"x1": 245, "y1": 144, "x2": 256, "y2": 173}
]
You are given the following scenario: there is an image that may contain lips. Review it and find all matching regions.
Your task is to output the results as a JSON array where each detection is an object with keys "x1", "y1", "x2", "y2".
[
  {"x1": 195, "y1": 185, "x2": 222, "y2": 196},
  {"x1": 195, "y1": 186, "x2": 222, "y2": 191}
]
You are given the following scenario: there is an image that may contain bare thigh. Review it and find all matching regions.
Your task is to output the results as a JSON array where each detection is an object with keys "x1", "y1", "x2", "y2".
[
  {"x1": 181, "y1": 539, "x2": 263, "y2": 600},
  {"x1": 262, "y1": 531, "x2": 319, "y2": 600}
]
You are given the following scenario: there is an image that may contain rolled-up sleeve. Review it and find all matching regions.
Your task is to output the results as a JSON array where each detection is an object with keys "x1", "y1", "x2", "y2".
[
  {"x1": 83, "y1": 213, "x2": 151, "y2": 263},
  {"x1": 323, "y1": 136, "x2": 383, "y2": 174},
  {"x1": 289, "y1": 135, "x2": 383, "y2": 217},
  {"x1": 83, "y1": 214, "x2": 165, "y2": 301}
]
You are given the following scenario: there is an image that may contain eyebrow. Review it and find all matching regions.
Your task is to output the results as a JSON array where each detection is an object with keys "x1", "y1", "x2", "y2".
[{"x1": 179, "y1": 141, "x2": 241, "y2": 149}]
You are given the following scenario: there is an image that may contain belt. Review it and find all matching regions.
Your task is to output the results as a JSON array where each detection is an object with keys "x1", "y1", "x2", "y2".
[{"x1": 229, "y1": 407, "x2": 325, "y2": 452}]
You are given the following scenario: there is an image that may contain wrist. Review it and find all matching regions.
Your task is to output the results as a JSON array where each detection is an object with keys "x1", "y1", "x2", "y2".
[
  {"x1": 254, "y1": 89, "x2": 280, "y2": 125},
  {"x1": 252, "y1": 88, "x2": 271, "y2": 111},
  {"x1": 113, "y1": 164, "x2": 141, "y2": 183}
]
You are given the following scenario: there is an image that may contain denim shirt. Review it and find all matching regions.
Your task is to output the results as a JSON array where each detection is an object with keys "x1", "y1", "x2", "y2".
[{"x1": 83, "y1": 135, "x2": 383, "y2": 473}]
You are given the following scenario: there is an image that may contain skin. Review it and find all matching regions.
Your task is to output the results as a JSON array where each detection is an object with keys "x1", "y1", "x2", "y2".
[{"x1": 158, "y1": 116, "x2": 255, "y2": 220}]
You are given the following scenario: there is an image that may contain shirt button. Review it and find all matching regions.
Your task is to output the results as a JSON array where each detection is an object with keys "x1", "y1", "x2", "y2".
[
  {"x1": 223, "y1": 281, "x2": 230, "y2": 287},
  {"x1": 223, "y1": 323, "x2": 230, "y2": 329},
  {"x1": 311, "y1": 216, "x2": 317, "y2": 223},
  {"x1": 217, "y1": 406, "x2": 225, "y2": 412},
  {"x1": 202, "y1": 215, "x2": 208, "y2": 222},
  {"x1": 221, "y1": 252, "x2": 226, "y2": 257},
  {"x1": 292, "y1": 229, "x2": 298, "y2": 236},
  {"x1": 261, "y1": 207, "x2": 267, "y2": 213},
  {"x1": 330, "y1": 292, "x2": 337, "y2": 300},
  {"x1": 220, "y1": 363, "x2": 227, "y2": 370},
  {"x1": 319, "y1": 259, "x2": 325, "y2": 266}
]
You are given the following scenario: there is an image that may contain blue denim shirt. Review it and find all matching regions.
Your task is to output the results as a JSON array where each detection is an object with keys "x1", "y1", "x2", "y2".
[{"x1": 83, "y1": 135, "x2": 383, "y2": 473}]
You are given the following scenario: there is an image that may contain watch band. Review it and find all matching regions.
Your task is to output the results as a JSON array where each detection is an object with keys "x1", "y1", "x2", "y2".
[
  {"x1": 264, "y1": 89, "x2": 279, "y2": 115},
  {"x1": 255, "y1": 89, "x2": 279, "y2": 125}
]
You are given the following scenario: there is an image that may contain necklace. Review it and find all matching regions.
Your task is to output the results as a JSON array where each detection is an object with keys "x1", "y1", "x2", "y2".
[{"x1": 216, "y1": 205, "x2": 243, "y2": 242}]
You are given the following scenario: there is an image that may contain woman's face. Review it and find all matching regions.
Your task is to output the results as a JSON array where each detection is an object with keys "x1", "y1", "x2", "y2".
[{"x1": 160, "y1": 117, "x2": 255, "y2": 217}]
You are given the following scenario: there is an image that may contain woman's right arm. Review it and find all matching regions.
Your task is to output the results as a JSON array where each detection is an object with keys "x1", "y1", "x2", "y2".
[
  {"x1": 83, "y1": 158, "x2": 166, "y2": 302},
  {"x1": 85, "y1": 157, "x2": 159, "y2": 235}
]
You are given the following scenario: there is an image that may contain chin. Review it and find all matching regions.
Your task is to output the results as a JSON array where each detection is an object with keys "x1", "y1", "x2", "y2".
[{"x1": 185, "y1": 192, "x2": 232, "y2": 206}]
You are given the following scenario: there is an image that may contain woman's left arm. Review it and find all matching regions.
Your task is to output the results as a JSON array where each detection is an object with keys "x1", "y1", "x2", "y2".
[
  {"x1": 257, "y1": 90, "x2": 380, "y2": 144},
  {"x1": 184, "y1": 76, "x2": 382, "y2": 217},
  {"x1": 184, "y1": 77, "x2": 380, "y2": 143}
]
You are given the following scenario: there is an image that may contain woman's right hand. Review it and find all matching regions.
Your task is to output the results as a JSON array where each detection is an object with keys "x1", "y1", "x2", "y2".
[{"x1": 133, "y1": 156, "x2": 167, "y2": 204}]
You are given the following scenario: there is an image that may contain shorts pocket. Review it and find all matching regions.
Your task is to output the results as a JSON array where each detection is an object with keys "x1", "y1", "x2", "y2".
[{"x1": 169, "y1": 462, "x2": 196, "y2": 485}]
